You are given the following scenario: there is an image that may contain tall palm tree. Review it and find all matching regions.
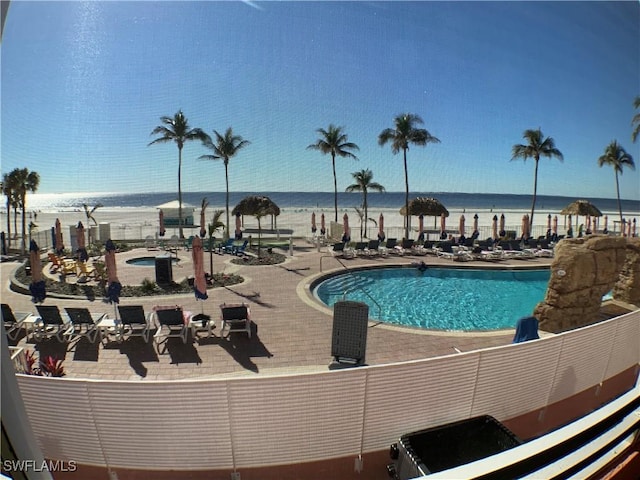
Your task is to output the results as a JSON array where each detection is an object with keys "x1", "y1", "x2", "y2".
[
  {"x1": 2, "y1": 172, "x2": 16, "y2": 248},
  {"x1": 378, "y1": 113, "x2": 440, "y2": 239},
  {"x1": 511, "y1": 128, "x2": 563, "y2": 230},
  {"x1": 199, "y1": 127, "x2": 250, "y2": 239},
  {"x1": 597, "y1": 140, "x2": 635, "y2": 225},
  {"x1": 307, "y1": 125, "x2": 359, "y2": 222},
  {"x1": 12, "y1": 168, "x2": 40, "y2": 252},
  {"x1": 345, "y1": 169, "x2": 385, "y2": 239},
  {"x1": 632, "y1": 96, "x2": 640, "y2": 143},
  {"x1": 149, "y1": 110, "x2": 208, "y2": 238}
]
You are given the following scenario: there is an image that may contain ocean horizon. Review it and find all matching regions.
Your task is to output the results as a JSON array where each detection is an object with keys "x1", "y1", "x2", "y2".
[{"x1": 17, "y1": 191, "x2": 640, "y2": 215}]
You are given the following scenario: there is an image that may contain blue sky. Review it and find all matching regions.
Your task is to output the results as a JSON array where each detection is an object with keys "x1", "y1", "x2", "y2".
[{"x1": 2, "y1": 1, "x2": 639, "y2": 200}]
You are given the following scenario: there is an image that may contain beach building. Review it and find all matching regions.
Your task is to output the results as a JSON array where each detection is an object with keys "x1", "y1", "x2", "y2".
[{"x1": 156, "y1": 200, "x2": 195, "y2": 227}]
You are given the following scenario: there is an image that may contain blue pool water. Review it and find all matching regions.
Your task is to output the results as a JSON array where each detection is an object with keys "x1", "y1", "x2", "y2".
[
  {"x1": 126, "y1": 256, "x2": 180, "y2": 267},
  {"x1": 314, "y1": 267, "x2": 551, "y2": 331}
]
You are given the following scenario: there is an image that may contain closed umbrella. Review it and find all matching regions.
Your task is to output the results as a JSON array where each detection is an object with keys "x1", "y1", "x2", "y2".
[
  {"x1": 378, "y1": 213, "x2": 385, "y2": 242},
  {"x1": 76, "y1": 221, "x2": 88, "y2": 261},
  {"x1": 320, "y1": 213, "x2": 326, "y2": 236},
  {"x1": 342, "y1": 213, "x2": 350, "y2": 242},
  {"x1": 418, "y1": 214, "x2": 424, "y2": 239},
  {"x1": 311, "y1": 212, "x2": 317, "y2": 234},
  {"x1": 159, "y1": 210, "x2": 166, "y2": 237},
  {"x1": 499, "y1": 214, "x2": 505, "y2": 236},
  {"x1": 235, "y1": 213, "x2": 242, "y2": 240},
  {"x1": 521, "y1": 215, "x2": 529, "y2": 239},
  {"x1": 459, "y1": 215, "x2": 465, "y2": 237},
  {"x1": 192, "y1": 236, "x2": 208, "y2": 301},
  {"x1": 55, "y1": 218, "x2": 64, "y2": 254},
  {"x1": 492, "y1": 215, "x2": 498, "y2": 240},
  {"x1": 603, "y1": 215, "x2": 608, "y2": 233},
  {"x1": 472, "y1": 214, "x2": 479, "y2": 236},
  {"x1": 440, "y1": 213, "x2": 447, "y2": 237},
  {"x1": 29, "y1": 240, "x2": 46, "y2": 304},
  {"x1": 552, "y1": 215, "x2": 558, "y2": 236},
  {"x1": 633, "y1": 219, "x2": 637, "y2": 237},
  {"x1": 105, "y1": 239, "x2": 122, "y2": 316},
  {"x1": 200, "y1": 206, "x2": 207, "y2": 238},
  {"x1": 547, "y1": 214, "x2": 552, "y2": 232}
]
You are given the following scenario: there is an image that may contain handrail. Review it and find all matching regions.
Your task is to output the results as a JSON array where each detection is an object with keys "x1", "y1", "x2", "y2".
[{"x1": 319, "y1": 253, "x2": 382, "y2": 321}]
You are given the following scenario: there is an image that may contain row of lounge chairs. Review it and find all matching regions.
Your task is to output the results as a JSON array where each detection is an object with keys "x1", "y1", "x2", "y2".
[
  {"x1": 2, "y1": 302, "x2": 252, "y2": 353},
  {"x1": 330, "y1": 238, "x2": 555, "y2": 262}
]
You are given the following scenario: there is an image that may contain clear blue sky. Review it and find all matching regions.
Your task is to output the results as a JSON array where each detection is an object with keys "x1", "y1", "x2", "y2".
[{"x1": 2, "y1": 1, "x2": 639, "y2": 200}]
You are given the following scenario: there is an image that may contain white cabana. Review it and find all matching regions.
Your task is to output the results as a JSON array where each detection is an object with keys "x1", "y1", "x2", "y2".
[{"x1": 156, "y1": 200, "x2": 196, "y2": 226}]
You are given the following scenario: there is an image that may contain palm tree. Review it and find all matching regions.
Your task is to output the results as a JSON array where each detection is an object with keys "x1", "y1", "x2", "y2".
[
  {"x1": 307, "y1": 125, "x2": 359, "y2": 223},
  {"x1": 378, "y1": 113, "x2": 440, "y2": 239},
  {"x1": 82, "y1": 203, "x2": 103, "y2": 245},
  {"x1": 2, "y1": 172, "x2": 16, "y2": 248},
  {"x1": 11, "y1": 168, "x2": 40, "y2": 252},
  {"x1": 207, "y1": 209, "x2": 225, "y2": 275},
  {"x1": 149, "y1": 110, "x2": 208, "y2": 238},
  {"x1": 199, "y1": 127, "x2": 250, "y2": 239},
  {"x1": 511, "y1": 128, "x2": 563, "y2": 230},
  {"x1": 345, "y1": 169, "x2": 385, "y2": 239},
  {"x1": 632, "y1": 96, "x2": 640, "y2": 143},
  {"x1": 597, "y1": 140, "x2": 635, "y2": 225}
]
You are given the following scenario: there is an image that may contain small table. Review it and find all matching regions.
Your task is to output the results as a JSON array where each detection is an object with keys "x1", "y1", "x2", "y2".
[
  {"x1": 96, "y1": 317, "x2": 123, "y2": 343},
  {"x1": 188, "y1": 313, "x2": 216, "y2": 340}
]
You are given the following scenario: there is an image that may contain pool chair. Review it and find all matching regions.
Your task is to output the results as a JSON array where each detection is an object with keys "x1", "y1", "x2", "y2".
[
  {"x1": 76, "y1": 260, "x2": 96, "y2": 280},
  {"x1": 354, "y1": 242, "x2": 368, "y2": 256},
  {"x1": 232, "y1": 239, "x2": 249, "y2": 256},
  {"x1": 220, "y1": 303, "x2": 252, "y2": 338},
  {"x1": 152, "y1": 305, "x2": 190, "y2": 351},
  {"x1": 34, "y1": 305, "x2": 74, "y2": 342},
  {"x1": 396, "y1": 239, "x2": 414, "y2": 255},
  {"x1": 64, "y1": 307, "x2": 105, "y2": 343},
  {"x1": 183, "y1": 236, "x2": 195, "y2": 251},
  {"x1": 365, "y1": 240, "x2": 380, "y2": 256},
  {"x1": 117, "y1": 305, "x2": 151, "y2": 343},
  {"x1": 2, "y1": 303, "x2": 31, "y2": 341},
  {"x1": 216, "y1": 238, "x2": 234, "y2": 254},
  {"x1": 379, "y1": 238, "x2": 397, "y2": 256},
  {"x1": 512, "y1": 316, "x2": 540, "y2": 343},
  {"x1": 47, "y1": 252, "x2": 77, "y2": 275},
  {"x1": 330, "y1": 242, "x2": 347, "y2": 258},
  {"x1": 145, "y1": 235, "x2": 158, "y2": 250},
  {"x1": 534, "y1": 239, "x2": 554, "y2": 258}
]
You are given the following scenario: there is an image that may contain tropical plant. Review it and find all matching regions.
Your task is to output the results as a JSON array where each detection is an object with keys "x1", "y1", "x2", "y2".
[
  {"x1": 199, "y1": 127, "x2": 251, "y2": 239},
  {"x1": 597, "y1": 140, "x2": 635, "y2": 225},
  {"x1": 345, "y1": 169, "x2": 385, "y2": 239},
  {"x1": 24, "y1": 351, "x2": 65, "y2": 377},
  {"x1": 307, "y1": 125, "x2": 359, "y2": 223},
  {"x1": 632, "y1": 96, "x2": 640, "y2": 143},
  {"x1": 232, "y1": 196, "x2": 280, "y2": 257},
  {"x1": 82, "y1": 202, "x2": 103, "y2": 244},
  {"x1": 378, "y1": 113, "x2": 440, "y2": 239},
  {"x1": 207, "y1": 209, "x2": 225, "y2": 274},
  {"x1": 9, "y1": 168, "x2": 40, "y2": 252},
  {"x1": 511, "y1": 128, "x2": 563, "y2": 230},
  {"x1": 149, "y1": 110, "x2": 208, "y2": 238}
]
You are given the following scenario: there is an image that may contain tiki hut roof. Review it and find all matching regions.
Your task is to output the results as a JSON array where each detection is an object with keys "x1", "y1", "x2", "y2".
[
  {"x1": 399, "y1": 197, "x2": 449, "y2": 217},
  {"x1": 560, "y1": 200, "x2": 602, "y2": 217},
  {"x1": 231, "y1": 195, "x2": 281, "y2": 217}
]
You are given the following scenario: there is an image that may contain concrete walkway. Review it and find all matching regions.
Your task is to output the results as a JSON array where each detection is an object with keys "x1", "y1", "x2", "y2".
[{"x1": 3, "y1": 243, "x2": 556, "y2": 381}]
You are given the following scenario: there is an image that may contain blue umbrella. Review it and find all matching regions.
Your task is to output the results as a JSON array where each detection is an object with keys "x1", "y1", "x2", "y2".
[{"x1": 28, "y1": 240, "x2": 46, "y2": 303}]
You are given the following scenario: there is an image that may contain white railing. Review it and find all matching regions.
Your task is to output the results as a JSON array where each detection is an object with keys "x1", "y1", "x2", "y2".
[{"x1": 15, "y1": 309, "x2": 640, "y2": 472}]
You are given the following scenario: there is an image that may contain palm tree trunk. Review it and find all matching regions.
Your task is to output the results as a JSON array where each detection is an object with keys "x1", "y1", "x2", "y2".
[
  {"x1": 225, "y1": 161, "x2": 230, "y2": 240},
  {"x1": 178, "y1": 146, "x2": 184, "y2": 239},
  {"x1": 257, "y1": 217, "x2": 262, "y2": 257},
  {"x1": 363, "y1": 190, "x2": 368, "y2": 239},
  {"x1": 332, "y1": 153, "x2": 338, "y2": 223},
  {"x1": 5, "y1": 199, "x2": 11, "y2": 248},
  {"x1": 403, "y1": 148, "x2": 410, "y2": 239},
  {"x1": 20, "y1": 195, "x2": 26, "y2": 253},
  {"x1": 615, "y1": 171, "x2": 623, "y2": 225},
  {"x1": 530, "y1": 157, "x2": 539, "y2": 232}
]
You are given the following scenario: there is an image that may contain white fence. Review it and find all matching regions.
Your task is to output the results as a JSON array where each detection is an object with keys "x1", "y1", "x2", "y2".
[{"x1": 16, "y1": 309, "x2": 640, "y2": 471}]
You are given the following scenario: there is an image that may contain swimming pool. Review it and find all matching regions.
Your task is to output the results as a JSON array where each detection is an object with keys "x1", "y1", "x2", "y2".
[{"x1": 313, "y1": 267, "x2": 550, "y2": 331}]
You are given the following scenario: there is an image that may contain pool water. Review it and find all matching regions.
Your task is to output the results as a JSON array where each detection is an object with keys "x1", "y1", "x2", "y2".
[
  {"x1": 126, "y1": 256, "x2": 180, "y2": 267},
  {"x1": 314, "y1": 267, "x2": 551, "y2": 331}
]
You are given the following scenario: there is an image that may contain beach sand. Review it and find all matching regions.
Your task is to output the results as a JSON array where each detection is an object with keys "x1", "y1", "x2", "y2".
[{"x1": 2, "y1": 204, "x2": 637, "y2": 251}]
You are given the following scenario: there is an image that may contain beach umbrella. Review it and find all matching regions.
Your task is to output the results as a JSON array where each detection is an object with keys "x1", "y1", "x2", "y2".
[
  {"x1": 378, "y1": 213, "x2": 385, "y2": 241},
  {"x1": 418, "y1": 214, "x2": 424, "y2": 236},
  {"x1": 633, "y1": 219, "x2": 637, "y2": 237},
  {"x1": 311, "y1": 212, "x2": 317, "y2": 234},
  {"x1": 342, "y1": 213, "x2": 351, "y2": 242},
  {"x1": 104, "y1": 240, "x2": 122, "y2": 314},
  {"x1": 440, "y1": 213, "x2": 447, "y2": 235},
  {"x1": 54, "y1": 218, "x2": 64, "y2": 254},
  {"x1": 159, "y1": 209, "x2": 166, "y2": 237},
  {"x1": 492, "y1": 215, "x2": 498, "y2": 240},
  {"x1": 473, "y1": 214, "x2": 479, "y2": 234},
  {"x1": 29, "y1": 240, "x2": 46, "y2": 304},
  {"x1": 552, "y1": 216, "x2": 558, "y2": 235},
  {"x1": 499, "y1": 214, "x2": 505, "y2": 236},
  {"x1": 459, "y1": 215, "x2": 465, "y2": 237},
  {"x1": 604, "y1": 215, "x2": 608, "y2": 232},
  {"x1": 547, "y1": 214, "x2": 552, "y2": 232},
  {"x1": 76, "y1": 221, "x2": 88, "y2": 261},
  {"x1": 192, "y1": 236, "x2": 208, "y2": 301},
  {"x1": 521, "y1": 215, "x2": 528, "y2": 239},
  {"x1": 235, "y1": 213, "x2": 242, "y2": 240},
  {"x1": 320, "y1": 213, "x2": 326, "y2": 236}
]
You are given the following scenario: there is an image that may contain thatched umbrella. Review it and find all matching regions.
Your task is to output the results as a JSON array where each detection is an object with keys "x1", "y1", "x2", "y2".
[
  {"x1": 561, "y1": 199, "x2": 602, "y2": 231},
  {"x1": 231, "y1": 196, "x2": 281, "y2": 254},
  {"x1": 400, "y1": 197, "x2": 449, "y2": 235}
]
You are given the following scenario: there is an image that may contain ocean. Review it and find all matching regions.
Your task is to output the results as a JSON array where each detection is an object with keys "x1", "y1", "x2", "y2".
[{"x1": 20, "y1": 191, "x2": 640, "y2": 214}]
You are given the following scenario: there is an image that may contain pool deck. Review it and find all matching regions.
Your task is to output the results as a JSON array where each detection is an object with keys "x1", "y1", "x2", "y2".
[{"x1": 0, "y1": 242, "x2": 593, "y2": 381}]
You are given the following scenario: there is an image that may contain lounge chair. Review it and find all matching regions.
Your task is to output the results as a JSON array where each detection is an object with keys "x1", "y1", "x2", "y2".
[
  {"x1": 47, "y1": 252, "x2": 77, "y2": 275},
  {"x1": 354, "y1": 242, "x2": 368, "y2": 256},
  {"x1": 183, "y1": 235, "x2": 195, "y2": 251},
  {"x1": 76, "y1": 260, "x2": 96, "y2": 279},
  {"x1": 117, "y1": 305, "x2": 151, "y2": 342},
  {"x1": 365, "y1": 240, "x2": 380, "y2": 256},
  {"x1": 167, "y1": 235, "x2": 180, "y2": 253},
  {"x1": 34, "y1": 305, "x2": 74, "y2": 342},
  {"x1": 217, "y1": 238, "x2": 234, "y2": 254},
  {"x1": 534, "y1": 239, "x2": 554, "y2": 258},
  {"x1": 145, "y1": 235, "x2": 158, "y2": 250},
  {"x1": 379, "y1": 238, "x2": 397, "y2": 256},
  {"x1": 330, "y1": 242, "x2": 347, "y2": 258},
  {"x1": 396, "y1": 239, "x2": 414, "y2": 255},
  {"x1": 220, "y1": 303, "x2": 252, "y2": 338},
  {"x1": 64, "y1": 307, "x2": 105, "y2": 343},
  {"x1": 232, "y1": 239, "x2": 249, "y2": 256},
  {"x1": 2, "y1": 303, "x2": 31, "y2": 341},
  {"x1": 152, "y1": 305, "x2": 190, "y2": 351}
]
